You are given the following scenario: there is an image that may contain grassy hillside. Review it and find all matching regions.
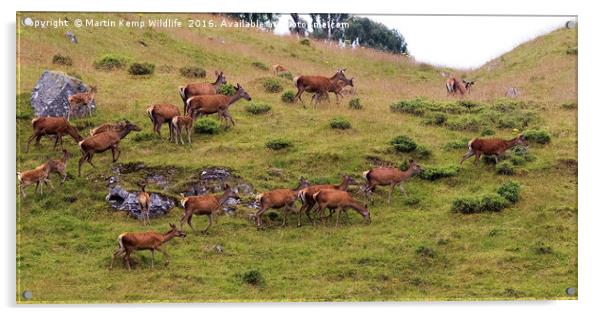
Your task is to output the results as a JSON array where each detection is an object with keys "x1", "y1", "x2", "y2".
[{"x1": 16, "y1": 12, "x2": 577, "y2": 302}]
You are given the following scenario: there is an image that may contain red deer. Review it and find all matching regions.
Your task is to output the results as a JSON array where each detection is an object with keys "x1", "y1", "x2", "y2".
[
  {"x1": 138, "y1": 183, "x2": 151, "y2": 225},
  {"x1": 67, "y1": 85, "x2": 97, "y2": 120},
  {"x1": 77, "y1": 120, "x2": 141, "y2": 176},
  {"x1": 186, "y1": 83, "x2": 251, "y2": 127},
  {"x1": 272, "y1": 64, "x2": 288, "y2": 75},
  {"x1": 25, "y1": 117, "x2": 83, "y2": 152},
  {"x1": 179, "y1": 184, "x2": 239, "y2": 234},
  {"x1": 48, "y1": 149, "x2": 71, "y2": 184},
  {"x1": 446, "y1": 76, "x2": 475, "y2": 97},
  {"x1": 170, "y1": 111, "x2": 197, "y2": 145},
  {"x1": 254, "y1": 177, "x2": 310, "y2": 227},
  {"x1": 293, "y1": 69, "x2": 350, "y2": 109},
  {"x1": 89, "y1": 121, "x2": 127, "y2": 136},
  {"x1": 109, "y1": 223, "x2": 186, "y2": 270},
  {"x1": 460, "y1": 134, "x2": 527, "y2": 164},
  {"x1": 297, "y1": 175, "x2": 356, "y2": 226},
  {"x1": 17, "y1": 160, "x2": 56, "y2": 197},
  {"x1": 313, "y1": 76, "x2": 354, "y2": 104},
  {"x1": 362, "y1": 159, "x2": 423, "y2": 204},
  {"x1": 313, "y1": 189, "x2": 371, "y2": 227},
  {"x1": 179, "y1": 71, "x2": 227, "y2": 112},
  {"x1": 146, "y1": 103, "x2": 180, "y2": 142}
]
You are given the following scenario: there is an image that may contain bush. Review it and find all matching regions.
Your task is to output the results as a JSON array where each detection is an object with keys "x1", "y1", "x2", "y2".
[
  {"x1": 415, "y1": 246, "x2": 436, "y2": 258},
  {"x1": 390, "y1": 135, "x2": 417, "y2": 153},
  {"x1": 481, "y1": 128, "x2": 496, "y2": 136},
  {"x1": 390, "y1": 98, "x2": 429, "y2": 115},
  {"x1": 523, "y1": 128, "x2": 551, "y2": 144},
  {"x1": 194, "y1": 118, "x2": 221, "y2": 135},
  {"x1": 561, "y1": 102, "x2": 577, "y2": 110},
  {"x1": 457, "y1": 100, "x2": 480, "y2": 109},
  {"x1": 495, "y1": 160, "x2": 515, "y2": 175},
  {"x1": 415, "y1": 145, "x2": 431, "y2": 159},
  {"x1": 281, "y1": 90, "x2": 295, "y2": 103},
  {"x1": 131, "y1": 132, "x2": 155, "y2": 142},
  {"x1": 566, "y1": 47, "x2": 578, "y2": 55},
  {"x1": 446, "y1": 116, "x2": 483, "y2": 132},
  {"x1": 424, "y1": 113, "x2": 447, "y2": 125},
  {"x1": 451, "y1": 194, "x2": 508, "y2": 214},
  {"x1": 128, "y1": 62, "x2": 155, "y2": 76},
  {"x1": 278, "y1": 71, "x2": 293, "y2": 81},
  {"x1": 245, "y1": 102, "x2": 271, "y2": 115},
  {"x1": 218, "y1": 83, "x2": 236, "y2": 96},
  {"x1": 262, "y1": 78, "x2": 283, "y2": 93},
  {"x1": 497, "y1": 181, "x2": 521, "y2": 203},
  {"x1": 94, "y1": 54, "x2": 129, "y2": 70},
  {"x1": 179, "y1": 66, "x2": 206, "y2": 78},
  {"x1": 443, "y1": 139, "x2": 469, "y2": 150},
  {"x1": 299, "y1": 38, "x2": 311, "y2": 46},
  {"x1": 419, "y1": 165, "x2": 459, "y2": 181},
  {"x1": 266, "y1": 138, "x2": 292, "y2": 150},
  {"x1": 479, "y1": 194, "x2": 510, "y2": 212},
  {"x1": 348, "y1": 97, "x2": 362, "y2": 110},
  {"x1": 52, "y1": 54, "x2": 72, "y2": 66},
  {"x1": 329, "y1": 117, "x2": 351, "y2": 130},
  {"x1": 241, "y1": 270, "x2": 264, "y2": 286},
  {"x1": 251, "y1": 61, "x2": 269, "y2": 71}
]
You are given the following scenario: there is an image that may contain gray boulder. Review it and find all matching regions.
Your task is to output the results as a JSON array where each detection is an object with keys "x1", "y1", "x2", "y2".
[
  {"x1": 106, "y1": 185, "x2": 175, "y2": 219},
  {"x1": 30, "y1": 70, "x2": 95, "y2": 118}
]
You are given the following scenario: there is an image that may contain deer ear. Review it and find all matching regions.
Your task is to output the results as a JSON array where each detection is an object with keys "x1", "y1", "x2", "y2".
[
  {"x1": 223, "y1": 184, "x2": 230, "y2": 190},
  {"x1": 408, "y1": 159, "x2": 414, "y2": 163}
]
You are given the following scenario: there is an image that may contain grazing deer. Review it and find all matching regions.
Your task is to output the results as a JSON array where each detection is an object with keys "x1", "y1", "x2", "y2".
[
  {"x1": 362, "y1": 159, "x2": 423, "y2": 204},
  {"x1": 146, "y1": 103, "x2": 180, "y2": 142},
  {"x1": 179, "y1": 184, "x2": 239, "y2": 234},
  {"x1": 179, "y1": 71, "x2": 227, "y2": 112},
  {"x1": 67, "y1": 85, "x2": 97, "y2": 120},
  {"x1": 186, "y1": 83, "x2": 251, "y2": 127},
  {"x1": 109, "y1": 223, "x2": 186, "y2": 270},
  {"x1": 293, "y1": 69, "x2": 350, "y2": 109},
  {"x1": 138, "y1": 183, "x2": 151, "y2": 225},
  {"x1": 313, "y1": 76, "x2": 354, "y2": 105},
  {"x1": 313, "y1": 189, "x2": 371, "y2": 227},
  {"x1": 254, "y1": 177, "x2": 310, "y2": 227},
  {"x1": 170, "y1": 111, "x2": 197, "y2": 145},
  {"x1": 460, "y1": 134, "x2": 527, "y2": 164},
  {"x1": 90, "y1": 121, "x2": 127, "y2": 136},
  {"x1": 17, "y1": 159, "x2": 56, "y2": 197},
  {"x1": 77, "y1": 120, "x2": 141, "y2": 176},
  {"x1": 297, "y1": 175, "x2": 356, "y2": 226},
  {"x1": 446, "y1": 76, "x2": 475, "y2": 97},
  {"x1": 48, "y1": 149, "x2": 71, "y2": 184},
  {"x1": 272, "y1": 64, "x2": 288, "y2": 75},
  {"x1": 25, "y1": 117, "x2": 83, "y2": 152}
]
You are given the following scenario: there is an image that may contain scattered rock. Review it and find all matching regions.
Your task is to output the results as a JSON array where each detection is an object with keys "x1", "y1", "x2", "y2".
[
  {"x1": 505, "y1": 87, "x2": 520, "y2": 98},
  {"x1": 214, "y1": 244, "x2": 224, "y2": 253},
  {"x1": 30, "y1": 70, "x2": 95, "y2": 117},
  {"x1": 106, "y1": 185, "x2": 175, "y2": 219},
  {"x1": 65, "y1": 31, "x2": 78, "y2": 44}
]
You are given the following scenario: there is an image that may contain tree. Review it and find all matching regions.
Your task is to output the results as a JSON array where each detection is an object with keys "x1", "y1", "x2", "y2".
[
  {"x1": 289, "y1": 14, "x2": 308, "y2": 36},
  {"x1": 342, "y1": 17, "x2": 408, "y2": 54}
]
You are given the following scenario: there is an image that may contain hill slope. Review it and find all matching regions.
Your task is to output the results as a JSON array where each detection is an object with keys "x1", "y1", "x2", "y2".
[{"x1": 16, "y1": 13, "x2": 577, "y2": 302}]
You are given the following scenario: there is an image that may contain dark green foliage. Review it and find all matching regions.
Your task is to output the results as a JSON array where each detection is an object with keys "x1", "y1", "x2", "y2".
[
  {"x1": 424, "y1": 113, "x2": 447, "y2": 125},
  {"x1": 218, "y1": 83, "x2": 236, "y2": 96},
  {"x1": 566, "y1": 47, "x2": 577, "y2": 55},
  {"x1": 348, "y1": 97, "x2": 362, "y2": 110},
  {"x1": 343, "y1": 16, "x2": 408, "y2": 54},
  {"x1": 446, "y1": 116, "x2": 483, "y2": 132},
  {"x1": 481, "y1": 128, "x2": 496, "y2": 136},
  {"x1": 262, "y1": 78, "x2": 283, "y2": 93},
  {"x1": 415, "y1": 145, "x2": 431, "y2": 159},
  {"x1": 94, "y1": 54, "x2": 128, "y2": 70},
  {"x1": 179, "y1": 66, "x2": 206, "y2": 78},
  {"x1": 390, "y1": 98, "x2": 430, "y2": 115},
  {"x1": 495, "y1": 161, "x2": 516, "y2": 175},
  {"x1": 128, "y1": 62, "x2": 155, "y2": 76},
  {"x1": 561, "y1": 102, "x2": 577, "y2": 110},
  {"x1": 131, "y1": 132, "x2": 155, "y2": 142},
  {"x1": 390, "y1": 135, "x2": 417, "y2": 153},
  {"x1": 245, "y1": 103, "x2": 271, "y2": 115},
  {"x1": 419, "y1": 165, "x2": 459, "y2": 181},
  {"x1": 299, "y1": 38, "x2": 311, "y2": 46},
  {"x1": 251, "y1": 61, "x2": 269, "y2": 71},
  {"x1": 241, "y1": 270, "x2": 265, "y2": 286},
  {"x1": 278, "y1": 71, "x2": 293, "y2": 81},
  {"x1": 52, "y1": 54, "x2": 72, "y2": 66},
  {"x1": 457, "y1": 100, "x2": 480, "y2": 109},
  {"x1": 415, "y1": 246, "x2": 436, "y2": 258},
  {"x1": 533, "y1": 241, "x2": 553, "y2": 254},
  {"x1": 194, "y1": 118, "x2": 221, "y2": 134},
  {"x1": 451, "y1": 194, "x2": 509, "y2": 214},
  {"x1": 398, "y1": 160, "x2": 409, "y2": 171},
  {"x1": 329, "y1": 117, "x2": 351, "y2": 130},
  {"x1": 523, "y1": 128, "x2": 551, "y2": 144},
  {"x1": 281, "y1": 90, "x2": 295, "y2": 103},
  {"x1": 497, "y1": 181, "x2": 521, "y2": 203},
  {"x1": 443, "y1": 139, "x2": 469, "y2": 150},
  {"x1": 266, "y1": 138, "x2": 292, "y2": 150},
  {"x1": 404, "y1": 197, "x2": 420, "y2": 206}
]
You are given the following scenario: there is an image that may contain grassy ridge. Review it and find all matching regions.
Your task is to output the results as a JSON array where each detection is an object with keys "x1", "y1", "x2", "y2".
[{"x1": 16, "y1": 13, "x2": 577, "y2": 302}]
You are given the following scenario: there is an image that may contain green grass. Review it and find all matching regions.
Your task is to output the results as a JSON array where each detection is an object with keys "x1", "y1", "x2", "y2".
[{"x1": 16, "y1": 12, "x2": 577, "y2": 303}]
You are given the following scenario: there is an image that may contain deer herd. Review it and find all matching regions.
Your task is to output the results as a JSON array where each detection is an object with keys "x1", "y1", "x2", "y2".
[{"x1": 19, "y1": 64, "x2": 528, "y2": 270}]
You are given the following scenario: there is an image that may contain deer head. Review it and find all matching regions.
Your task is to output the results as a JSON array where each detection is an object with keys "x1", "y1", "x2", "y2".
[
  {"x1": 407, "y1": 159, "x2": 423, "y2": 175},
  {"x1": 215, "y1": 71, "x2": 227, "y2": 86},
  {"x1": 169, "y1": 223, "x2": 187, "y2": 238},
  {"x1": 234, "y1": 83, "x2": 252, "y2": 101},
  {"x1": 124, "y1": 120, "x2": 142, "y2": 132}
]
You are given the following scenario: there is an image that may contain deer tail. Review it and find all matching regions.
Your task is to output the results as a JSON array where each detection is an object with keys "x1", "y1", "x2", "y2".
[
  {"x1": 117, "y1": 233, "x2": 126, "y2": 250},
  {"x1": 146, "y1": 106, "x2": 155, "y2": 124},
  {"x1": 312, "y1": 190, "x2": 322, "y2": 201},
  {"x1": 362, "y1": 170, "x2": 371, "y2": 182},
  {"x1": 468, "y1": 138, "x2": 476, "y2": 150},
  {"x1": 293, "y1": 76, "x2": 300, "y2": 87},
  {"x1": 178, "y1": 86, "x2": 186, "y2": 102},
  {"x1": 255, "y1": 193, "x2": 264, "y2": 203},
  {"x1": 180, "y1": 196, "x2": 188, "y2": 209},
  {"x1": 298, "y1": 189, "x2": 307, "y2": 204}
]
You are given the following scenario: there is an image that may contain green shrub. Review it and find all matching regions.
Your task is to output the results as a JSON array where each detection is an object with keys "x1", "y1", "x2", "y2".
[
  {"x1": 348, "y1": 97, "x2": 362, "y2": 110},
  {"x1": 251, "y1": 61, "x2": 269, "y2": 71},
  {"x1": 566, "y1": 47, "x2": 578, "y2": 55},
  {"x1": 523, "y1": 128, "x2": 551, "y2": 144},
  {"x1": 218, "y1": 83, "x2": 236, "y2": 96},
  {"x1": 533, "y1": 241, "x2": 553, "y2": 254},
  {"x1": 479, "y1": 194, "x2": 510, "y2": 212},
  {"x1": 131, "y1": 132, "x2": 155, "y2": 142},
  {"x1": 179, "y1": 66, "x2": 206, "y2": 78},
  {"x1": 561, "y1": 102, "x2": 577, "y2": 110},
  {"x1": 241, "y1": 270, "x2": 264, "y2": 286},
  {"x1": 415, "y1": 145, "x2": 431, "y2": 159},
  {"x1": 278, "y1": 71, "x2": 293, "y2": 81},
  {"x1": 16, "y1": 93, "x2": 32, "y2": 120},
  {"x1": 194, "y1": 118, "x2": 221, "y2": 135},
  {"x1": 299, "y1": 38, "x2": 311, "y2": 46},
  {"x1": 443, "y1": 139, "x2": 469, "y2": 150},
  {"x1": 419, "y1": 165, "x2": 459, "y2": 181},
  {"x1": 481, "y1": 128, "x2": 496, "y2": 136},
  {"x1": 281, "y1": 90, "x2": 295, "y2": 103},
  {"x1": 492, "y1": 100, "x2": 525, "y2": 112},
  {"x1": 128, "y1": 62, "x2": 155, "y2": 76},
  {"x1": 266, "y1": 138, "x2": 292, "y2": 150},
  {"x1": 495, "y1": 160, "x2": 515, "y2": 175},
  {"x1": 52, "y1": 54, "x2": 72, "y2": 66},
  {"x1": 390, "y1": 135, "x2": 417, "y2": 153},
  {"x1": 446, "y1": 116, "x2": 483, "y2": 132},
  {"x1": 399, "y1": 160, "x2": 409, "y2": 171},
  {"x1": 424, "y1": 113, "x2": 447, "y2": 125},
  {"x1": 415, "y1": 246, "x2": 436, "y2": 258},
  {"x1": 329, "y1": 117, "x2": 351, "y2": 130},
  {"x1": 262, "y1": 78, "x2": 283, "y2": 93},
  {"x1": 510, "y1": 145, "x2": 535, "y2": 162},
  {"x1": 451, "y1": 194, "x2": 508, "y2": 214},
  {"x1": 497, "y1": 181, "x2": 521, "y2": 203},
  {"x1": 390, "y1": 98, "x2": 429, "y2": 115},
  {"x1": 94, "y1": 54, "x2": 129, "y2": 70},
  {"x1": 245, "y1": 102, "x2": 271, "y2": 115},
  {"x1": 457, "y1": 100, "x2": 480, "y2": 109}
]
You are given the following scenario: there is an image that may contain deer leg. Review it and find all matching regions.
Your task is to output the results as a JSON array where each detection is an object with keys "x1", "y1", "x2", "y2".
[
  {"x1": 474, "y1": 153, "x2": 481, "y2": 165},
  {"x1": 112, "y1": 145, "x2": 121, "y2": 162},
  {"x1": 399, "y1": 184, "x2": 407, "y2": 196},
  {"x1": 25, "y1": 132, "x2": 38, "y2": 153},
  {"x1": 110, "y1": 247, "x2": 126, "y2": 270},
  {"x1": 150, "y1": 249, "x2": 155, "y2": 268},
  {"x1": 78, "y1": 155, "x2": 86, "y2": 177},
  {"x1": 460, "y1": 149, "x2": 474, "y2": 164},
  {"x1": 335, "y1": 208, "x2": 342, "y2": 228},
  {"x1": 282, "y1": 204, "x2": 294, "y2": 227},
  {"x1": 313, "y1": 204, "x2": 323, "y2": 227},
  {"x1": 124, "y1": 251, "x2": 132, "y2": 270},
  {"x1": 156, "y1": 247, "x2": 170, "y2": 266},
  {"x1": 256, "y1": 207, "x2": 267, "y2": 227},
  {"x1": 52, "y1": 133, "x2": 61, "y2": 150},
  {"x1": 388, "y1": 184, "x2": 395, "y2": 205},
  {"x1": 187, "y1": 126, "x2": 192, "y2": 144},
  {"x1": 60, "y1": 169, "x2": 67, "y2": 184},
  {"x1": 297, "y1": 204, "x2": 306, "y2": 227},
  {"x1": 19, "y1": 185, "x2": 26, "y2": 198},
  {"x1": 202, "y1": 214, "x2": 212, "y2": 234},
  {"x1": 494, "y1": 154, "x2": 500, "y2": 164},
  {"x1": 45, "y1": 178, "x2": 54, "y2": 190}
]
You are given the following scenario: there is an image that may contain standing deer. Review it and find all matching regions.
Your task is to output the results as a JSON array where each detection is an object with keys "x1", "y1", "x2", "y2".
[
  {"x1": 297, "y1": 175, "x2": 356, "y2": 226},
  {"x1": 179, "y1": 71, "x2": 227, "y2": 112},
  {"x1": 90, "y1": 121, "x2": 127, "y2": 136},
  {"x1": 446, "y1": 76, "x2": 475, "y2": 97},
  {"x1": 146, "y1": 103, "x2": 180, "y2": 142},
  {"x1": 272, "y1": 64, "x2": 288, "y2": 75},
  {"x1": 48, "y1": 149, "x2": 71, "y2": 184},
  {"x1": 77, "y1": 120, "x2": 141, "y2": 176},
  {"x1": 186, "y1": 83, "x2": 251, "y2": 127},
  {"x1": 109, "y1": 223, "x2": 186, "y2": 270},
  {"x1": 25, "y1": 117, "x2": 83, "y2": 152},
  {"x1": 313, "y1": 189, "x2": 371, "y2": 227},
  {"x1": 179, "y1": 184, "x2": 239, "y2": 234},
  {"x1": 312, "y1": 76, "x2": 354, "y2": 105},
  {"x1": 67, "y1": 85, "x2": 97, "y2": 120},
  {"x1": 293, "y1": 69, "x2": 350, "y2": 109},
  {"x1": 170, "y1": 111, "x2": 198, "y2": 145},
  {"x1": 138, "y1": 183, "x2": 151, "y2": 225},
  {"x1": 362, "y1": 160, "x2": 423, "y2": 204},
  {"x1": 254, "y1": 177, "x2": 310, "y2": 228},
  {"x1": 460, "y1": 134, "x2": 527, "y2": 164},
  {"x1": 17, "y1": 160, "x2": 56, "y2": 198}
]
